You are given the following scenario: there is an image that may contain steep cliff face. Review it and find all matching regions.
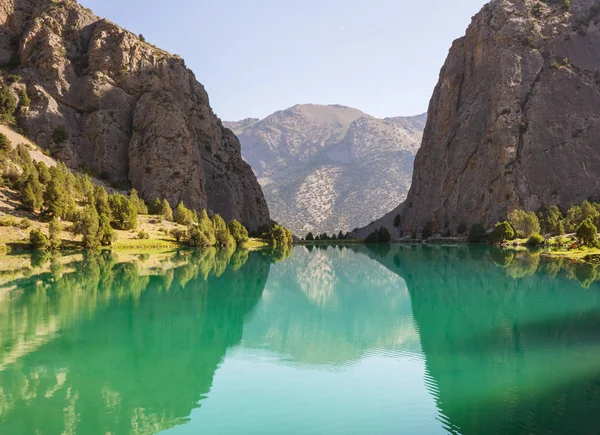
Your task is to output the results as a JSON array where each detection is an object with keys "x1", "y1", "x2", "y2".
[
  {"x1": 227, "y1": 106, "x2": 425, "y2": 235},
  {"x1": 0, "y1": 0, "x2": 270, "y2": 230},
  {"x1": 359, "y1": 0, "x2": 600, "y2": 238}
]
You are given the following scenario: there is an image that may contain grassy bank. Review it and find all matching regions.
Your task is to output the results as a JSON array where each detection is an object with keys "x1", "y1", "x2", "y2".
[{"x1": 0, "y1": 212, "x2": 273, "y2": 254}]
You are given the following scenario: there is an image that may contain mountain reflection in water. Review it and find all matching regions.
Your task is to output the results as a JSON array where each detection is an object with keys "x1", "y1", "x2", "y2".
[{"x1": 0, "y1": 245, "x2": 599, "y2": 434}]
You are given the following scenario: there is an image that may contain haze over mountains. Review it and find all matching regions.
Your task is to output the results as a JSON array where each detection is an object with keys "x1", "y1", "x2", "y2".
[{"x1": 226, "y1": 105, "x2": 425, "y2": 236}]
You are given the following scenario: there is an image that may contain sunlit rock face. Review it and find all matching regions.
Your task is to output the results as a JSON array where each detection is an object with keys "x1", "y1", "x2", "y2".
[
  {"x1": 0, "y1": 0, "x2": 270, "y2": 231},
  {"x1": 226, "y1": 105, "x2": 425, "y2": 235},
  {"x1": 355, "y1": 0, "x2": 600, "y2": 238}
]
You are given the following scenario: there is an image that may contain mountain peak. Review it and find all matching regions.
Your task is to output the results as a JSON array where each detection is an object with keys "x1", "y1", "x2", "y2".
[{"x1": 232, "y1": 104, "x2": 425, "y2": 234}]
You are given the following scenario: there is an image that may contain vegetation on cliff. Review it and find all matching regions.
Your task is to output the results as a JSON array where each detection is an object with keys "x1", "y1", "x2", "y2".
[{"x1": 0, "y1": 132, "x2": 291, "y2": 253}]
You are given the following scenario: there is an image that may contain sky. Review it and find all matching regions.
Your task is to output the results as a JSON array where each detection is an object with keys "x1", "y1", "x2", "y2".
[{"x1": 78, "y1": 0, "x2": 487, "y2": 121}]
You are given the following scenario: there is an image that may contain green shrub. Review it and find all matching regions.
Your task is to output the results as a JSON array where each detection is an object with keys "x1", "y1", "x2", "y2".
[
  {"x1": 508, "y1": 209, "x2": 540, "y2": 238},
  {"x1": 128, "y1": 189, "x2": 148, "y2": 215},
  {"x1": 109, "y1": 193, "x2": 137, "y2": 230},
  {"x1": 170, "y1": 228, "x2": 188, "y2": 242},
  {"x1": 490, "y1": 221, "x2": 515, "y2": 244},
  {"x1": 365, "y1": 227, "x2": 391, "y2": 244},
  {"x1": 29, "y1": 229, "x2": 50, "y2": 251},
  {"x1": 137, "y1": 231, "x2": 150, "y2": 240},
  {"x1": 228, "y1": 219, "x2": 249, "y2": 244},
  {"x1": 48, "y1": 217, "x2": 62, "y2": 251},
  {"x1": 174, "y1": 201, "x2": 194, "y2": 225},
  {"x1": 526, "y1": 233, "x2": 545, "y2": 246},
  {"x1": 0, "y1": 133, "x2": 10, "y2": 151},
  {"x1": 554, "y1": 235, "x2": 569, "y2": 247},
  {"x1": 394, "y1": 214, "x2": 401, "y2": 227},
  {"x1": 18, "y1": 218, "x2": 32, "y2": 230},
  {"x1": 161, "y1": 199, "x2": 173, "y2": 221},
  {"x1": 457, "y1": 223, "x2": 468, "y2": 235},
  {"x1": 0, "y1": 216, "x2": 17, "y2": 227},
  {"x1": 20, "y1": 88, "x2": 30, "y2": 108},
  {"x1": 0, "y1": 84, "x2": 16, "y2": 122},
  {"x1": 213, "y1": 214, "x2": 235, "y2": 247},
  {"x1": 52, "y1": 125, "x2": 68, "y2": 144},
  {"x1": 94, "y1": 186, "x2": 111, "y2": 217},
  {"x1": 266, "y1": 224, "x2": 293, "y2": 248},
  {"x1": 378, "y1": 227, "x2": 391, "y2": 243},
  {"x1": 73, "y1": 204, "x2": 101, "y2": 250},
  {"x1": 98, "y1": 214, "x2": 115, "y2": 246},
  {"x1": 7, "y1": 74, "x2": 21, "y2": 84},
  {"x1": 188, "y1": 210, "x2": 216, "y2": 247},
  {"x1": 576, "y1": 219, "x2": 599, "y2": 248},
  {"x1": 539, "y1": 205, "x2": 564, "y2": 235}
]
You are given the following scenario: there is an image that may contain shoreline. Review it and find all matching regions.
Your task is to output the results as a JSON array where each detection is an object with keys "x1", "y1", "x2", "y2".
[{"x1": 0, "y1": 237, "x2": 270, "y2": 255}]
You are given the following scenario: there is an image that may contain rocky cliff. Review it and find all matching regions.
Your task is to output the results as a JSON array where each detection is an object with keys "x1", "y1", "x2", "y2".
[
  {"x1": 0, "y1": 0, "x2": 270, "y2": 230},
  {"x1": 226, "y1": 105, "x2": 425, "y2": 235},
  {"x1": 357, "y1": 0, "x2": 600, "y2": 238}
]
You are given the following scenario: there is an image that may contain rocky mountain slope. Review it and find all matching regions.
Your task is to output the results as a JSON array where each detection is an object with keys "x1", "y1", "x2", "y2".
[
  {"x1": 226, "y1": 105, "x2": 425, "y2": 235},
  {"x1": 0, "y1": 0, "x2": 269, "y2": 231},
  {"x1": 356, "y1": 0, "x2": 600, "y2": 238}
]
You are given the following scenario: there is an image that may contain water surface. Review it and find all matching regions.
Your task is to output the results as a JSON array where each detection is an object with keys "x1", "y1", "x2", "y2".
[{"x1": 0, "y1": 245, "x2": 599, "y2": 434}]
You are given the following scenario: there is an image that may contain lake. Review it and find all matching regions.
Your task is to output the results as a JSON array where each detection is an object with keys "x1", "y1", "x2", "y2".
[{"x1": 0, "y1": 245, "x2": 599, "y2": 434}]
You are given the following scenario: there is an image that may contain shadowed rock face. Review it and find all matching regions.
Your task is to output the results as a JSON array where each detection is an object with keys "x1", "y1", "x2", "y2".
[
  {"x1": 0, "y1": 0, "x2": 270, "y2": 231},
  {"x1": 357, "y1": 0, "x2": 600, "y2": 238}
]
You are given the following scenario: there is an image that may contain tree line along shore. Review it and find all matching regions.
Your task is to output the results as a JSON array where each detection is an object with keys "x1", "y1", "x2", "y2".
[{"x1": 0, "y1": 133, "x2": 292, "y2": 254}]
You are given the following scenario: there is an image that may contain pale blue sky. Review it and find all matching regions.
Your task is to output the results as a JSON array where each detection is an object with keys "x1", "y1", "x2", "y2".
[{"x1": 79, "y1": 0, "x2": 487, "y2": 121}]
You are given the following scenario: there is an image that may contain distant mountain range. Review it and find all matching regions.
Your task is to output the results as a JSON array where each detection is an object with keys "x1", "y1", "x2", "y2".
[{"x1": 225, "y1": 104, "x2": 425, "y2": 236}]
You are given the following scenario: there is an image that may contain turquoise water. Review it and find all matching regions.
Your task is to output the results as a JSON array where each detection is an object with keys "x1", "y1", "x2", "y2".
[{"x1": 0, "y1": 245, "x2": 600, "y2": 434}]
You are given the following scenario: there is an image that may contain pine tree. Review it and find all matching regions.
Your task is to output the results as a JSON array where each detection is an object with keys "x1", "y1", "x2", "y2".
[
  {"x1": 0, "y1": 132, "x2": 10, "y2": 151},
  {"x1": 21, "y1": 183, "x2": 37, "y2": 212},
  {"x1": 129, "y1": 188, "x2": 148, "y2": 215},
  {"x1": 151, "y1": 198, "x2": 163, "y2": 215},
  {"x1": 29, "y1": 228, "x2": 50, "y2": 251},
  {"x1": 75, "y1": 204, "x2": 101, "y2": 250},
  {"x1": 36, "y1": 161, "x2": 51, "y2": 184},
  {"x1": 43, "y1": 177, "x2": 67, "y2": 218},
  {"x1": 98, "y1": 214, "x2": 115, "y2": 246},
  {"x1": 576, "y1": 219, "x2": 599, "y2": 248},
  {"x1": 174, "y1": 201, "x2": 193, "y2": 225},
  {"x1": 109, "y1": 193, "x2": 138, "y2": 230},
  {"x1": 213, "y1": 214, "x2": 235, "y2": 247},
  {"x1": 76, "y1": 174, "x2": 95, "y2": 203},
  {"x1": 162, "y1": 199, "x2": 173, "y2": 221},
  {"x1": 94, "y1": 186, "x2": 111, "y2": 217},
  {"x1": 228, "y1": 219, "x2": 249, "y2": 244},
  {"x1": 189, "y1": 210, "x2": 216, "y2": 247},
  {"x1": 48, "y1": 217, "x2": 62, "y2": 251}
]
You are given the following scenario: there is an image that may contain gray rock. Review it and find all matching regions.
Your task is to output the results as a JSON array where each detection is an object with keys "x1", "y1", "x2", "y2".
[
  {"x1": 0, "y1": 0, "x2": 270, "y2": 231},
  {"x1": 228, "y1": 105, "x2": 425, "y2": 235},
  {"x1": 356, "y1": 0, "x2": 600, "y2": 239}
]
